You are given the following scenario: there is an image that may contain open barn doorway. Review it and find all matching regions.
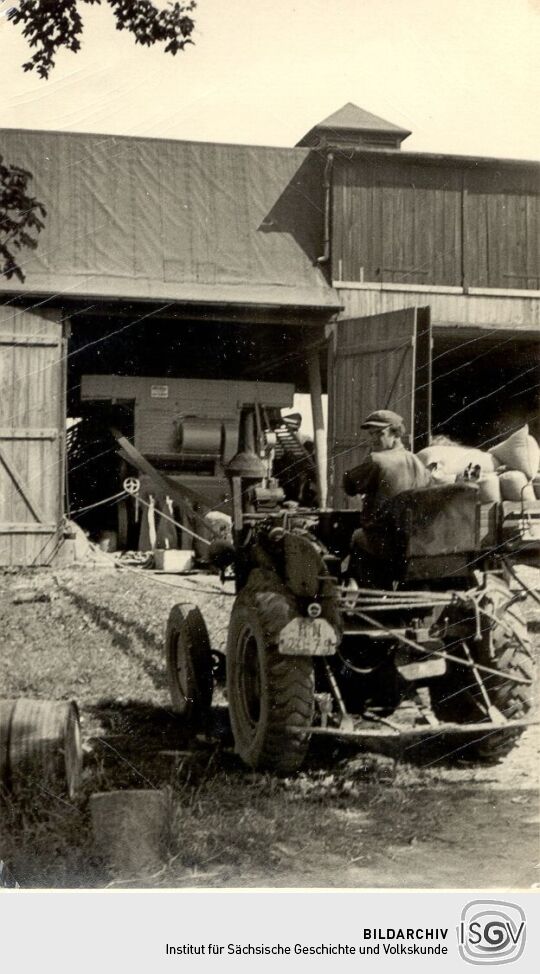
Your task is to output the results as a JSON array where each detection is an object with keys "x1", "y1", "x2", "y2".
[
  {"x1": 430, "y1": 328, "x2": 539, "y2": 450},
  {"x1": 64, "y1": 306, "x2": 326, "y2": 554},
  {"x1": 66, "y1": 400, "x2": 136, "y2": 550}
]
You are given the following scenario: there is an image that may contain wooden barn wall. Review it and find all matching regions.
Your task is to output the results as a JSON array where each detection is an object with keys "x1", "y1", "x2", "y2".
[
  {"x1": 0, "y1": 306, "x2": 65, "y2": 566},
  {"x1": 334, "y1": 287, "x2": 540, "y2": 333},
  {"x1": 333, "y1": 157, "x2": 540, "y2": 290},
  {"x1": 327, "y1": 308, "x2": 421, "y2": 506},
  {"x1": 464, "y1": 168, "x2": 540, "y2": 289}
]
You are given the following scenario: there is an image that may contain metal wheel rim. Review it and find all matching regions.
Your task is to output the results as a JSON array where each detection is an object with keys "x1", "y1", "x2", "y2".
[
  {"x1": 237, "y1": 625, "x2": 262, "y2": 731},
  {"x1": 174, "y1": 632, "x2": 191, "y2": 704},
  {"x1": 64, "y1": 706, "x2": 82, "y2": 800}
]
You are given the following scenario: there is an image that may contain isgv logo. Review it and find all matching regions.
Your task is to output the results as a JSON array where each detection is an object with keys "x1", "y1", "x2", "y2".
[{"x1": 458, "y1": 900, "x2": 526, "y2": 966}]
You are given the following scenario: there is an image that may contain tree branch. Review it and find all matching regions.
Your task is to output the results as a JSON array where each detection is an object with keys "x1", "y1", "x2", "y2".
[
  {"x1": 2, "y1": 2, "x2": 197, "y2": 279},
  {"x1": 0, "y1": 155, "x2": 47, "y2": 282},
  {"x1": 8, "y1": 0, "x2": 197, "y2": 78}
]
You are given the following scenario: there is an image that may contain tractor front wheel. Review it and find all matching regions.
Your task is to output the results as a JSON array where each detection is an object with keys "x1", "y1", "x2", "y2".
[
  {"x1": 226, "y1": 588, "x2": 314, "y2": 773},
  {"x1": 166, "y1": 603, "x2": 213, "y2": 726}
]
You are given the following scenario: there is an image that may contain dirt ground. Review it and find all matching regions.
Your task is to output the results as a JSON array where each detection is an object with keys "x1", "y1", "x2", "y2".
[{"x1": 0, "y1": 561, "x2": 538, "y2": 890}]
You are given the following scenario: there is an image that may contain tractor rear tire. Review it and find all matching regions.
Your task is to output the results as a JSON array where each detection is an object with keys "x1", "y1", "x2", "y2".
[
  {"x1": 430, "y1": 576, "x2": 536, "y2": 762},
  {"x1": 166, "y1": 603, "x2": 213, "y2": 725},
  {"x1": 226, "y1": 586, "x2": 314, "y2": 773}
]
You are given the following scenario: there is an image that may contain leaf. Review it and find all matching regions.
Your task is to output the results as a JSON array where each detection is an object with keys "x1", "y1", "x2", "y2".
[
  {"x1": 9, "y1": 1, "x2": 197, "y2": 79},
  {"x1": 0, "y1": 156, "x2": 46, "y2": 280}
]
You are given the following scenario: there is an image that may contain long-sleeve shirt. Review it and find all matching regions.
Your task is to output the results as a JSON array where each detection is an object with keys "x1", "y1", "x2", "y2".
[{"x1": 343, "y1": 446, "x2": 432, "y2": 521}]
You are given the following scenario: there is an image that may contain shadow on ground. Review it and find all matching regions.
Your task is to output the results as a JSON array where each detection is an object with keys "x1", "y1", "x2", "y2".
[{"x1": 82, "y1": 698, "x2": 521, "y2": 792}]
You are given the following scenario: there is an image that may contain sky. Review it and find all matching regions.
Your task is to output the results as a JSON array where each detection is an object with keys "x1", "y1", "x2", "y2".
[
  {"x1": 1, "y1": 0, "x2": 539, "y2": 159},
  {"x1": 1, "y1": 0, "x2": 537, "y2": 435}
]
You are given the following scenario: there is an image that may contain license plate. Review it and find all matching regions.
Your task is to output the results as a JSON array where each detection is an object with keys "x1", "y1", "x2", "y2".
[{"x1": 278, "y1": 617, "x2": 337, "y2": 656}]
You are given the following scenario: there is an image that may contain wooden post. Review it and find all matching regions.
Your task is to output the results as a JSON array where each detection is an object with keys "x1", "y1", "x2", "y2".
[{"x1": 307, "y1": 350, "x2": 327, "y2": 509}]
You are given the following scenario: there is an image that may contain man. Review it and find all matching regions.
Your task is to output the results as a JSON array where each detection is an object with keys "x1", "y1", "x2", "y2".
[
  {"x1": 343, "y1": 409, "x2": 431, "y2": 520},
  {"x1": 342, "y1": 410, "x2": 432, "y2": 587}
]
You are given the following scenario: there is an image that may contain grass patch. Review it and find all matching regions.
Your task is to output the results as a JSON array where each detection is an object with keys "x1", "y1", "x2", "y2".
[{"x1": 1, "y1": 566, "x2": 538, "y2": 889}]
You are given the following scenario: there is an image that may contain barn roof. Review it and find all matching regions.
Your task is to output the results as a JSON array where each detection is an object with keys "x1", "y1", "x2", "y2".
[
  {"x1": 314, "y1": 102, "x2": 411, "y2": 135},
  {"x1": 0, "y1": 129, "x2": 339, "y2": 311},
  {"x1": 297, "y1": 102, "x2": 411, "y2": 148}
]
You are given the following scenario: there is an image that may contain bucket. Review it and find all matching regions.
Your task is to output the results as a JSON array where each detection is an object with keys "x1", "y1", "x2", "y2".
[{"x1": 90, "y1": 789, "x2": 169, "y2": 876}]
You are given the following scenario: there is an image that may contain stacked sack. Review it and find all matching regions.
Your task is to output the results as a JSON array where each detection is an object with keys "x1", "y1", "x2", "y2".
[
  {"x1": 417, "y1": 425, "x2": 540, "y2": 503},
  {"x1": 487, "y1": 425, "x2": 540, "y2": 502}
]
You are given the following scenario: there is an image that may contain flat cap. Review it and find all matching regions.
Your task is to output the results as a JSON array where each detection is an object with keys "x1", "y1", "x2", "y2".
[{"x1": 360, "y1": 409, "x2": 404, "y2": 429}]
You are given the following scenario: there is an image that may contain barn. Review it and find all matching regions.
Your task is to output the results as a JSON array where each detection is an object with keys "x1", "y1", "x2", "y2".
[{"x1": 0, "y1": 104, "x2": 538, "y2": 564}]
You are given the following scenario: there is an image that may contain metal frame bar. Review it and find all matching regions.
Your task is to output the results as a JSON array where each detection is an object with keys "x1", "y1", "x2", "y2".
[
  {"x1": 355, "y1": 609, "x2": 531, "y2": 687},
  {"x1": 288, "y1": 716, "x2": 536, "y2": 740}
]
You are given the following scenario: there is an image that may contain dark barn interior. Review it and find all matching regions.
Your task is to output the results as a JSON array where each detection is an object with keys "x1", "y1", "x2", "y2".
[
  {"x1": 65, "y1": 308, "x2": 324, "y2": 403},
  {"x1": 64, "y1": 305, "x2": 327, "y2": 545},
  {"x1": 64, "y1": 304, "x2": 539, "y2": 546},
  {"x1": 431, "y1": 329, "x2": 539, "y2": 446}
]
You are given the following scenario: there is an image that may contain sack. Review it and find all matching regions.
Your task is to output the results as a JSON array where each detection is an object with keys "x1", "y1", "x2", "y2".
[
  {"x1": 417, "y1": 444, "x2": 496, "y2": 478},
  {"x1": 499, "y1": 470, "x2": 536, "y2": 502},
  {"x1": 477, "y1": 473, "x2": 501, "y2": 503},
  {"x1": 489, "y1": 425, "x2": 540, "y2": 480}
]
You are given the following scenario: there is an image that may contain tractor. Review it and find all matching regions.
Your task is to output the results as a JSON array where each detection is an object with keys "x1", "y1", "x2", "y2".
[{"x1": 165, "y1": 453, "x2": 539, "y2": 773}]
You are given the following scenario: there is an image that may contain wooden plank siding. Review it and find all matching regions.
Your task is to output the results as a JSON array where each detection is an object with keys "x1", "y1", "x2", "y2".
[
  {"x1": 332, "y1": 156, "x2": 540, "y2": 291},
  {"x1": 332, "y1": 286, "x2": 540, "y2": 333},
  {"x1": 327, "y1": 308, "x2": 425, "y2": 506},
  {"x1": 0, "y1": 306, "x2": 66, "y2": 565},
  {"x1": 379, "y1": 162, "x2": 462, "y2": 286},
  {"x1": 464, "y1": 168, "x2": 540, "y2": 289}
]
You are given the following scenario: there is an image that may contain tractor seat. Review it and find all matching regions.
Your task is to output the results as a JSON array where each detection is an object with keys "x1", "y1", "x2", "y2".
[{"x1": 354, "y1": 482, "x2": 479, "y2": 576}]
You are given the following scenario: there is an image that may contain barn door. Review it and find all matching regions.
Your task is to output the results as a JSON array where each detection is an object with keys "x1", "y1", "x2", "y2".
[
  {"x1": 327, "y1": 306, "x2": 431, "y2": 506},
  {"x1": 0, "y1": 306, "x2": 66, "y2": 565}
]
